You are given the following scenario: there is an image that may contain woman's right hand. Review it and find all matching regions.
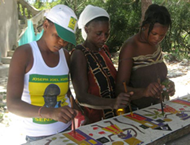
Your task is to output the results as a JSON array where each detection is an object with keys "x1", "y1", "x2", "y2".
[
  {"x1": 49, "y1": 106, "x2": 77, "y2": 123},
  {"x1": 113, "y1": 92, "x2": 133, "y2": 109},
  {"x1": 143, "y1": 82, "x2": 163, "y2": 98}
]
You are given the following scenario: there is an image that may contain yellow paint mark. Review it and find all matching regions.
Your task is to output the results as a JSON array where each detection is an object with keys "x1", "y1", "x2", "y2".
[
  {"x1": 164, "y1": 118, "x2": 172, "y2": 122},
  {"x1": 64, "y1": 134, "x2": 79, "y2": 144},
  {"x1": 79, "y1": 143, "x2": 87, "y2": 145},
  {"x1": 125, "y1": 137, "x2": 142, "y2": 145},
  {"x1": 79, "y1": 141, "x2": 90, "y2": 145},
  {"x1": 88, "y1": 139, "x2": 97, "y2": 144},
  {"x1": 112, "y1": 141, "x2": 124, "y2": 145}
]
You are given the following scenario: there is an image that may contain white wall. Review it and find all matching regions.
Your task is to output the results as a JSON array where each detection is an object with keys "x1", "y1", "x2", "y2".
[{"x1": 0, "y1": 0, "x2": 18, "y2": 57}]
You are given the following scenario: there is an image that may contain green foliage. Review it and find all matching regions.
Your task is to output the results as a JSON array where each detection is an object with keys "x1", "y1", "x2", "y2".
[
  {"x1": 106, "y1": 0, "x2": 141, "y2": 52},
  {"x1": 33, "y1": 1, "x2": 44, "y2": 9},
  {"x1": 32, "y1": 0, "x2": 141, "y2": 51},
  {"x1": 31, "y1": 0, "x2": 190, "y2": 58},
  {"x1": 154, "y1": 0, "x2": 190, "y2": 60},
  {"x1": 18, "y1": 3, "x2": 32, "y2": 18}
]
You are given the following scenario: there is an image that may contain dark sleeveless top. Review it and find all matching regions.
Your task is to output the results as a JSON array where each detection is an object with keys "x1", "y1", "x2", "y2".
[
  {"x1": 130, "y1": 47, "x2": 168, "y2": 109},
  {"x1": 75, "y1": 44, "x2": 117, "y2": 123}
]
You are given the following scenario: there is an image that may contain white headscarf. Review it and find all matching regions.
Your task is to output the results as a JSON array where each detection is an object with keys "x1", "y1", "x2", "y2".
[{"x1": 78, "y1": 5, "x2": 110, "y2": 40}]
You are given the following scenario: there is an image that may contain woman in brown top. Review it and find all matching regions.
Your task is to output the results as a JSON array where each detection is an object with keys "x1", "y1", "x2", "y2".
[{"x1": 116, "y1": 4, "x2": 175, "y2": 110}]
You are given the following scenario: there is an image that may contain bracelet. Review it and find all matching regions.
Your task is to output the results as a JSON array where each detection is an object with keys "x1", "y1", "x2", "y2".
[{"x1": 38, "y1": 106, "x2": 44, "y2": 118}]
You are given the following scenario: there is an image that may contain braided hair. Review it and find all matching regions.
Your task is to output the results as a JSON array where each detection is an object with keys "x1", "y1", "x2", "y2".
[{"x1": 141, "y1": 4, "x2": 171, "y2": 36}]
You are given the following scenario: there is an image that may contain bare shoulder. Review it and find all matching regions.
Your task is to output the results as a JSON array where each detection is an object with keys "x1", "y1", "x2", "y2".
[
  {"x1": 70, "y1": 49, "x2": 85, "y2": 61},
  {"x1": 120, "y1": 35, "x2": 137, "y2": 59},
  {"x1": 70, "y1": 48, "x2": 87, "y2": 71},
  {"x1": 12, "y1": 44, "x2": 32, "y2": 64},
  {"x1": 9, "y1": 44, "x2": 33, "y2": 75},
  {"x1": 14, "y1": 44, "x2": 31, "y2": 54}
]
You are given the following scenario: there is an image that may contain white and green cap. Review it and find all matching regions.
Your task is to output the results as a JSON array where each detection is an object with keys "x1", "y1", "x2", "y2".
[{"x1": 46, "y1": 4, "x2": 77, "y2": 46}]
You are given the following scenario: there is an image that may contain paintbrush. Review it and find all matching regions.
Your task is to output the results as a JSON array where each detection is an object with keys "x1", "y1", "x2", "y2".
[
  {"x1": 123, "y1": 82, "x2": 133, "y2": 117},
  {"x1": 157, "y1": 78, "x2": 164, "y2": 115},
  {"x1": 70, "y1": 95, "x2": 76, "y2": 134}
]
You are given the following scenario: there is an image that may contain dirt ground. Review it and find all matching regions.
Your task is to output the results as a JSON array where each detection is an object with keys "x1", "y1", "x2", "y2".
[{"x1": 0, "y1": 52, "x2": 190, "y2": 145}]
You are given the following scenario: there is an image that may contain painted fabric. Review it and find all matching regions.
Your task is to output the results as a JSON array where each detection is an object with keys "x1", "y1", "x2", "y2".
[
  {"x1": 75, "y1": 45, "x2": 117, "y2": 123},
  {"x1": 21, "y1": 41, "x2": 71, "y2": 136},
  {"x1": 129, "y1": 47, "x2": 168, "y2": 109}
]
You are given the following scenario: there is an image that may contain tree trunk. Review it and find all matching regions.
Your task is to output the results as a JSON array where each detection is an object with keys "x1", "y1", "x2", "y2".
[{"x1": 141, "y1": 0, "x2": 152, "y2": 24}]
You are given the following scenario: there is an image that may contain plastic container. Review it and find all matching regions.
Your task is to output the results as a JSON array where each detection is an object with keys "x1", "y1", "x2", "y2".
[{"x1": 116, "y1": 108, "x2": 125, "y2": 115}]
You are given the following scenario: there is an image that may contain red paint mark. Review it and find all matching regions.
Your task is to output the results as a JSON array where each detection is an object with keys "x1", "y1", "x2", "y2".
[
  {"x1": 98, "y1": 131, "x2": 105, "y2": 134},
  {"x1": 89, "y1": 133, "x2": 93, "y2": 136},
  {"x1": 68, "y1": 131, "x2": 86, "y2": 141},
  {"x1": 159, "y1": 105, "x2": 178, "y2": 113},
  {"x1": 45, "y1": 139, "x2": 52, "y2": 145},
  {"x1": 93, "y1": 127, "x2": 98, "y2": 130},
  {"x1": 126, "y1": 114, "x2": 145, "y2": 121},
  {"x1": 179, "y1": 108, "x2": 185, "y2": 111},
  {"x1": 184, "y1": 106, "x2": 187, "y2": 108},
  {"x1": 172, "y1": 100, "x2": 190, "y2": 106}
]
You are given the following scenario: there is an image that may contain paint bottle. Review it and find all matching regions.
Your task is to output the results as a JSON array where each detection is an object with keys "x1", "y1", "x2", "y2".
[
  {"x1": 161, "y1": 79, "x2": 170, "y2": 101},
  {"x1": 72, "y1": 111, "x2": 85, "y2": 129},
  {"x1": 116, "y1": 108, "x2": 125, "y2": 115}
]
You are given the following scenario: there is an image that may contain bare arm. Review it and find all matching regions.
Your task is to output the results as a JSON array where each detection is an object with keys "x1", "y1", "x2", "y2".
[
  {"x1": 70, "y1": 49, "x2": 130, "y2": 110},
  {"x1": 6, "y1": 45, "x2": 40, "y2": 117},
  {"x1": 64, "y1": 48, "x2": 83, "y2": 112}
]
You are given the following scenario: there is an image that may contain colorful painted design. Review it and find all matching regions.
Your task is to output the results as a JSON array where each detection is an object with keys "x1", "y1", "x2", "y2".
[
  {"x1": 97, "y1": 137, "x2": 109, "y2": 144},
  {"x1": 125, "y1": 137, "x2": 144, "y2": 145},
  {"x1": 145, "y1": 104, "x2": 190, "y2": 121},
  {"x1": 22, "y1": 95, "x2": 190, "y2": 145},
  {"x1": 124, "y1": 113, "x2": 172, "y2": 131},
  {"x1": 63, "y1": 130, "x2": 102, "y2": 145},
  {"x1": 176, "y1": 112, "x2": 190, "y2": 120},
  {"x1": 160, "y1": 105, "x2": 179, "y2": 114},
  {"x1": 91, "y1": 120, "x2": 144, "y2": 144},
  {"x1": 102, "y1": 124, "x2": 123, "y2": 135},
  {"x1": 144, "y1": 110, "x2": 163, "y2": 119},
  {"x1": 172, "y1": 99, "x2": 190, "y2": 106}
]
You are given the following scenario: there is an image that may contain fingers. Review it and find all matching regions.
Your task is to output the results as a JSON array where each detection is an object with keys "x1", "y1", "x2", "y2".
[
  {"x1": 162, "y1": 80, "x2": 175, "y2": 96},
  {"x1": 129, "y1": 91, "x2": 134, "y2": 95},
  {"x1": 168, "y1": 81, "x2": 175, "y2": 96},
  {"x1": 53, "y1": 106, "x2": 77, "y2": 123},
  {"x1": 145, "y1": 83, "x2": 163, "y2": 98},
  {"x1": 114, "y1": 92, "x2": 132, "y2": 109}
]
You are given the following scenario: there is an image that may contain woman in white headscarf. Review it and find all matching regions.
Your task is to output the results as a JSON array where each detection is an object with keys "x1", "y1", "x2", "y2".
[
  {"x1": 70, "y1": 5, "x2": 133, "y2": 124},
  {"x1": 78, "y1": 5, "x2": 110, "y2": 40}
]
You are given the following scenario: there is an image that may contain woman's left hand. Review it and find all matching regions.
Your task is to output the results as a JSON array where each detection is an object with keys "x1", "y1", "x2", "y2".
[{"x1": 167, "y1": 79, "x2": 175, "y2": 96}]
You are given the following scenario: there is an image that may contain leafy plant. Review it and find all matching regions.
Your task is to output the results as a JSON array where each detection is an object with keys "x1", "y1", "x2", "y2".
[{"x1": 31, "y1": 0, "x2": 190, "y2": 59}]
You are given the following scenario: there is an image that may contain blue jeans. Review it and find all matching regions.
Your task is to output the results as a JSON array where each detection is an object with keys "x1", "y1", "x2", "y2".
[{"x1": 26, "y1": 125, "x2": 71, "y2": 142}]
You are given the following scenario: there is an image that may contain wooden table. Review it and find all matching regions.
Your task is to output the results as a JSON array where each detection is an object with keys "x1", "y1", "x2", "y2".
[
  {"x1": 167, "y1": 132, "x2": 190, "y2": 145},
  {"x1": 24, "y1": 94, "x2": 190, "y2": 145}
]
